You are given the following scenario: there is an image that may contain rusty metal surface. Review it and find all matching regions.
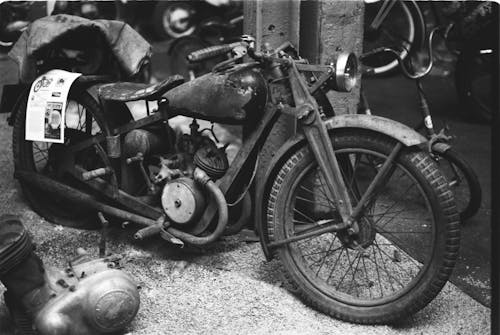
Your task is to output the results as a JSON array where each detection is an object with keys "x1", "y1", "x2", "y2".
[
  {"x1": 324, "y1": 114, "x2": 428, "y2": 147},
  {"x1": 164, "y1": 64, "x2": 267, "y2": 124},
  {"x1": 161, "y1": 177, "x2": 205, "y2": 226},
  {"x1": 98, "y1": 75, "x2": 184, "y2": 102}
]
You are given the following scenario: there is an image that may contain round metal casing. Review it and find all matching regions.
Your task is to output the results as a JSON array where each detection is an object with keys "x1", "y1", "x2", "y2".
[
  {"x1": 85, "y1": 270, "x2": 140, "y2": 333},
  {"x1": 333, "y1": 52, "x2": 358, "y2": 92},
  {"x1": 162, "y1": 177, "x2": 206, "y2": 226}
]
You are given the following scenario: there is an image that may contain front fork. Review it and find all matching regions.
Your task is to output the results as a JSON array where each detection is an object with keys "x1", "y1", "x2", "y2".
[
  {"x1": 286, "y1": 62, "x2": 405, "y2": 241},
  {"x1": 286, "y1": 62, "x2": 358, "y2": 233}
]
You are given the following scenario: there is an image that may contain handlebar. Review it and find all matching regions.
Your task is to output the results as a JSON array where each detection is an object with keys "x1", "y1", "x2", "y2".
[
  {"x1": 187, "y1": 42, "x2": 247, "y2": 63},
  {"x1": 360, "y1": 26, "x2": 447, "y2": 79}
]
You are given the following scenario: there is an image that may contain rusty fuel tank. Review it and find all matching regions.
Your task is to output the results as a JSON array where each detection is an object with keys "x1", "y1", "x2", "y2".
[{"x1": 164, "y1": 64, "x2": 268, "y2": 124}]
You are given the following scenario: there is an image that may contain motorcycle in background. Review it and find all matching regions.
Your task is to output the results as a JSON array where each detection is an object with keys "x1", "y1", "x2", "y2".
[
  {"x1": 0, "y1": 1, "x2": 36, "y2": 51},
  {"x1": 167, "y1": 12, "x2": 243, "y2": 80},
  {"x1": 153, "y1": 0, "x2": 241, "y2": 40}
]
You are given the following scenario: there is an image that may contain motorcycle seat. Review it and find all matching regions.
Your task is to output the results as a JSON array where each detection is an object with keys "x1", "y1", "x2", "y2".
[{"x1": 98, "y1": 75, "x2": 185, "y2": 102}]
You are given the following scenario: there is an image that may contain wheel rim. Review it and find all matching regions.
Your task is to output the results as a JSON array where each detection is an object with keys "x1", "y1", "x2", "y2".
[
  {"x1": 162, "y1": 4, "x2": 196, "y2": 39},
  {"x1": 282, "y1": 148, "x2": 436, "y2": 306},
  {"x1": 362, "y1": 1, "x2": 415, "y2": 75}
]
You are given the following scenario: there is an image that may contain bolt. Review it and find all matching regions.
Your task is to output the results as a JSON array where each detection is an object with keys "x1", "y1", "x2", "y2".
[{"x1": 174, "y1": 199, "x2": 182, "y2": 208}]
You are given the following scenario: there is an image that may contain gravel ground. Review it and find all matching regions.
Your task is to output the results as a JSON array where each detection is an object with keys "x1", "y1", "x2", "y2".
[{"x1": 0, "y1": 110, "x2": 491, "y2": 334}]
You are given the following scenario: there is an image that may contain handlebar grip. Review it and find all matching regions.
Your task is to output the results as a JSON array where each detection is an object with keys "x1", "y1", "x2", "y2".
[{"x1": 187, "y1": 42, "x2": 244, "y2": 63}]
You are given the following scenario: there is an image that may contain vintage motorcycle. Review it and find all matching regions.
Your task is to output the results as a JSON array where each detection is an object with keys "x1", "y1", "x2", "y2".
[{"x1": 9, "y1": 35, "x2": 460, "y2": 324}]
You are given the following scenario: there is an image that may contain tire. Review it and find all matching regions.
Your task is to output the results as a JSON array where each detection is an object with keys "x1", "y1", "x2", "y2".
[
  {"x1": 435, "y1": 149, "x2": 481, "y2": 222},
  {"x1": 362, "y1": 0, "x2": 425, "y2": 76},
  {"x1": 266, "y1": 130, "x2": 460, "y2": 324},
  {"x1": 12, "y1": 88, "x2": 106, "y2": 229},
  {"x1": 168, "y1": 36, "x2": 211, "y2": 80}
]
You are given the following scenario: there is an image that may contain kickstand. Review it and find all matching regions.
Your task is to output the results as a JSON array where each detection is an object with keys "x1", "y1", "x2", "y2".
[{"x1": 98, "y1": 212, "x2": 109, "y2": 257}]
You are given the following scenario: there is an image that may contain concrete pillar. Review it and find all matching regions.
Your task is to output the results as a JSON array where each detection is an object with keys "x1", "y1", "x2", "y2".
[
  {"x1": 300, "y1": 0, "x2": 364, "y2": 115},
  {"x1": 243, "y1": 0, "x2": 301, "y2": 189},
  {"x1": 243, "y1": 0, "x2": 364, "y2": 199}
]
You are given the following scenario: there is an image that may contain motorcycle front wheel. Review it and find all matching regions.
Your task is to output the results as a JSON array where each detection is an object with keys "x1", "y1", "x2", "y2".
[
  {"x1": 12, "y1": 88, "x2": 105, "y2": 229},
  {"x1": 266, "y1": 130, "x2": 460, "y2": 324}
]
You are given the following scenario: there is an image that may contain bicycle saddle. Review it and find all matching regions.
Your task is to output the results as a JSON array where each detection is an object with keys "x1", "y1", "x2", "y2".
[{"x1": 98, "y1": 75, "x2": 185, "y2": 102}]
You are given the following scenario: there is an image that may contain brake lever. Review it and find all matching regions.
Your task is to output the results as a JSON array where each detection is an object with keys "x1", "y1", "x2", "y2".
[{"x1": 212, "y1": 45, "x2": 247, "y2": 73}]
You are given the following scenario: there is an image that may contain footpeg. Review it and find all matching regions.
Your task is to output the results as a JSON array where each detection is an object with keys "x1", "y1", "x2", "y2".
[{"x1": 81, "y1": 167, "x2": 113, "y2": 181}]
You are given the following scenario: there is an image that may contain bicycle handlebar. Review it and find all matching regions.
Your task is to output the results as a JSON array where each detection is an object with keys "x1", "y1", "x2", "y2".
[{"x1": 360, "y1": 26, "x2": 446, "y2": 80}]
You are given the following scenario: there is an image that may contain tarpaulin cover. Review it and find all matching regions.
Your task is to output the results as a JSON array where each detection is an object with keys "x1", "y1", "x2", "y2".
[{"x1": 8, "y1": 14, "x2": 151, "y2": 82}]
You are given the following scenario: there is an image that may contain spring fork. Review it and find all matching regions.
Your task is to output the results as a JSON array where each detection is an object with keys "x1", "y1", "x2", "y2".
[{"x1": 287, "y1": 62, "x2": 354, "y2": 227}]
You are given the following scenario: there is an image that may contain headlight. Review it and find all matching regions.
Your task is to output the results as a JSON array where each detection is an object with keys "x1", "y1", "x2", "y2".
[{"x1": 332, "y1": 52, "x2": 358, "y2": 92}]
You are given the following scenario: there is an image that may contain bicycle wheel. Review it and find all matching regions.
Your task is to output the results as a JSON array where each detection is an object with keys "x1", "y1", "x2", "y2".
[
  {"x1": 362, "y1": 0, "x2": 425, "y2": 76},
  {"x1": 435, "y1": 149, "x2": 481, "y2": 222},
  {"x1": 266, "y1": 130, "x2": 460, "y2": 324},
  {"x1": 12, "y1": 88, "x2": 106, "y2": 229}
]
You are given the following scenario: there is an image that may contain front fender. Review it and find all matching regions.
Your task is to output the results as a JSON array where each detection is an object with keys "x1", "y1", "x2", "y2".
[{"x1": 256, "y1": 114, "x2": 428, "y2": 260}]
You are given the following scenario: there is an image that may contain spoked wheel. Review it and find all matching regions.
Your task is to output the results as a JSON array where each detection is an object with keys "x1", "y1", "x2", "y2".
[
  {"x1": 435, "y1": 149, "x2": 482, "y2": 222},
  {"x1": 266, "y1": 131, "x2": 460, "y2": 324},
  {"x1": 362, "y1": 0, "x2": 425, "y2": 76},
  {"x1": 13, "y1": 89, "x2": 106, "y2": 229}
]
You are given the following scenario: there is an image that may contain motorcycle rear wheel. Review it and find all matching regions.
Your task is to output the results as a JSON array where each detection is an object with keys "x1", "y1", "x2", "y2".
[
  {"x1": 266, "y1": 130, "x2": 460, "y2": 324},
  {"x1": 12, "y1": 89, "x2": 105, "y2": 229}
]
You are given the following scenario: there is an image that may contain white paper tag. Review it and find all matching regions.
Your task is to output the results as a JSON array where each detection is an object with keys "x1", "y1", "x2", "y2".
[{"x1": 25, "y1": 70, "x2": 82, "y2": 143}]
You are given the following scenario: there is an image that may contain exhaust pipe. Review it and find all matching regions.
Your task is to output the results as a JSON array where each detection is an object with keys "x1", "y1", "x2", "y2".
[{"x1": 15, "y1": 170, "x2": 157, "y2": 227}]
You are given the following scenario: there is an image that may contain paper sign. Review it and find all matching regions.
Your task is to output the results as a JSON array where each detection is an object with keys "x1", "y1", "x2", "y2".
[{"x1": 25, "y1": 70, "x2": 82, "y2": 143}]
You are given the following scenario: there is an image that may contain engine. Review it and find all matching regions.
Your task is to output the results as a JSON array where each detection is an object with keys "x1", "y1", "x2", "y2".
[{"x1": 122, "y1": 118, "x2": 230, "y2": 232}]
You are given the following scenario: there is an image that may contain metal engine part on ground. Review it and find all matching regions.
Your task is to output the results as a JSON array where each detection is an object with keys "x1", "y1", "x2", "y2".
[
  {"x1": 0, "y1": 214, "x2": 140, "y2": 335},
  {"x1": 34, "y1": 265, "x2": 140, "y2": 334}
]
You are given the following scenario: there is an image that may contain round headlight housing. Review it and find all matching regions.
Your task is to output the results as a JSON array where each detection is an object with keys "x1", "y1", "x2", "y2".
[{"x1": 332, "y1": 52, "x2": 358, "y2": 92}]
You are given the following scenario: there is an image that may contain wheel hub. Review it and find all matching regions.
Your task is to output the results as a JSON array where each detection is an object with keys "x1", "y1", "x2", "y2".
[{"x1": 338, "y1": 217, "x2": 376, "y2": 249}]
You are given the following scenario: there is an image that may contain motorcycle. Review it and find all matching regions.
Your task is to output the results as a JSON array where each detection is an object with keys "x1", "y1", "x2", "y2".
[
  {"x1": 0, "y1": 1, "x2": 36, "y2": 51},
  {"x1": 167, "y1": 12, "x2": 243, "y2": 80},
  {"x1": 9, "y1": 34, "x2": 460, "y2": 324}
]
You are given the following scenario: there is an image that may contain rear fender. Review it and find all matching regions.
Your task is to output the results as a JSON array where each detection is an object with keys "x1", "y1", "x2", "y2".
[
  {"x1": 256, "y1": 114, "x2": 428, "y2": 260},
  {"x1": 5, "y1": 75, "x2": 114, "y2": 126}
]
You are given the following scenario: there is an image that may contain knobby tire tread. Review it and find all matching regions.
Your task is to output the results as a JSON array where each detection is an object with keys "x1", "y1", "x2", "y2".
[{"x1": 266, "y1": 131, "x2": 460, "y2": 324}]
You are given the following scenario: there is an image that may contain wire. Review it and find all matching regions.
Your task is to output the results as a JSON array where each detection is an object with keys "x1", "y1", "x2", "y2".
[{"x1": 227, "y1": 154, "x2": 260, "y2": 207}]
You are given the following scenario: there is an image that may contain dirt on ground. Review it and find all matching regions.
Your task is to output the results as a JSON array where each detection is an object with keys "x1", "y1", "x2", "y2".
[{"x1": 0, "y1": 109, "x2": 491, "y2": 334}]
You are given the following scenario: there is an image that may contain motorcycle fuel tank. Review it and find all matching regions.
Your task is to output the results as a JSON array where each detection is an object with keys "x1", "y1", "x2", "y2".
[{"x1": 164, "y1": 64, "x2": 268, "y2": 124}]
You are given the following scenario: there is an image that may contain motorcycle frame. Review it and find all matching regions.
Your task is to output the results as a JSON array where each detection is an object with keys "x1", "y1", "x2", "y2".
[{"x1": 16, "y1": 60, "x2": 420, "y2": 251}]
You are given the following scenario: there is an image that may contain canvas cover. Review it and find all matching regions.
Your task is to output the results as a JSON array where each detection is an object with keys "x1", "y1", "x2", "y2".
[{"x1": 8, "y1": 14, "x2": 151, "y2": 82}]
